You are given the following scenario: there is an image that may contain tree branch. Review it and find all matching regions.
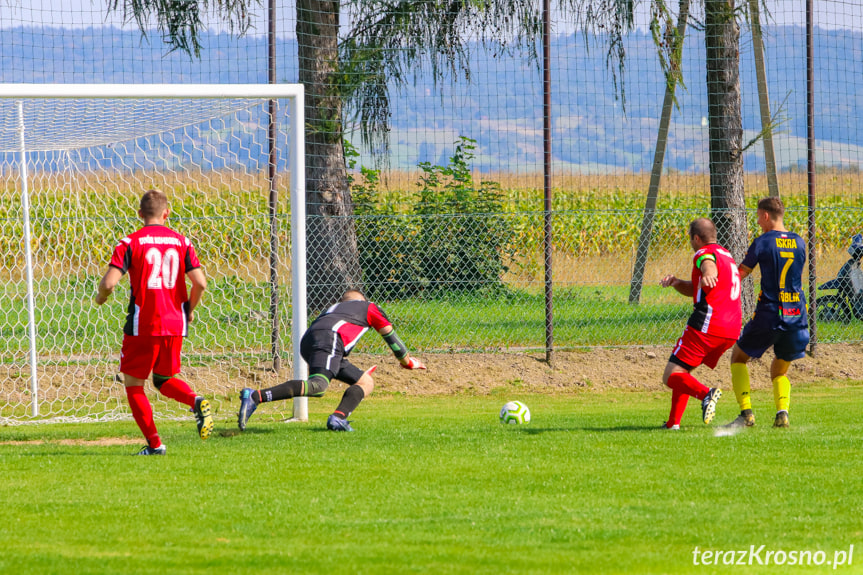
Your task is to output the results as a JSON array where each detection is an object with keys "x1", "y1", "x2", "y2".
[{"x1": 106, "y1": 0, "x2": 259, "y2": 58}]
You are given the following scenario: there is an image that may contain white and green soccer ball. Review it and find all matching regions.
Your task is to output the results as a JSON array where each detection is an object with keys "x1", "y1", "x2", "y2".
[{"x1": 499, "y1": 401, "x2": 531, "y2": 425}]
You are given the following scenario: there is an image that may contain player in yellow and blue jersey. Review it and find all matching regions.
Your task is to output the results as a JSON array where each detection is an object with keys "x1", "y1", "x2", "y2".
[{"x1": 724, "y1": 197, "x2": 810, "y2": 429}]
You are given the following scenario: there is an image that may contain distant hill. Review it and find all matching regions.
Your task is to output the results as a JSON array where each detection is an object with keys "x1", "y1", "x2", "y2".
[{"x1": 2, "y1": 25, "x2": 861, "y2": 173}]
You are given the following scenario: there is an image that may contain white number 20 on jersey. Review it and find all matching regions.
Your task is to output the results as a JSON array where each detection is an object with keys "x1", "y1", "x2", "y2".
[{"x1": 145, "y1": 247, "x2": 180, "y2": 289}]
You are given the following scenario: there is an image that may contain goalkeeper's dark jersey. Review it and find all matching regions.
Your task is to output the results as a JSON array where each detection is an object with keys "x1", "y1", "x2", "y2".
[
  {"x1": 741, "y1": 230, "x2": 808, "y2": 330},
  {"x1": 305, "y1": 300, "x2": 393, "y2": 355}
]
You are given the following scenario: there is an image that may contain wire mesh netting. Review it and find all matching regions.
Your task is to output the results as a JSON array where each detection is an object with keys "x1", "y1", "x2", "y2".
[
  {"x1": 2, "y1": 1, "x2": 863, "y2": 421},
  {"x1": 1, "y1": 97, "x2": 295, "y2": 422}
]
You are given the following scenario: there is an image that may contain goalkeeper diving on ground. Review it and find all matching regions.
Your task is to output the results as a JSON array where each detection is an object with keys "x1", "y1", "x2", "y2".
[{"x1": 238, "y1": 290, "x2": 426, "y2": 432}]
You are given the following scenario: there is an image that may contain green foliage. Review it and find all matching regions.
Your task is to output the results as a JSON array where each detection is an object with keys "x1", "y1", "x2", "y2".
[
  {"x1": 105, "y1": 0, "x2": 259, "y2": 58},
  {"x1": 348, "y1": 140, "x2": 422, "y2": 299},
  {"x1": 339, "y1": 0, "x2": 541, "y2": 151},
  {"x1": 352, "y1": 137, "x2": 515, "y2": 300}
]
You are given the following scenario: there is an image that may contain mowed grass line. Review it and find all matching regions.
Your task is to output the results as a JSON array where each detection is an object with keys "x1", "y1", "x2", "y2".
[{"x1": 1, "y1": 387, "x2": 862, "y2": 575}]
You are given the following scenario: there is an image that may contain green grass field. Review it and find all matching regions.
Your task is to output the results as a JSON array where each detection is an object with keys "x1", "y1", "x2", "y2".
[{"x1": 3, "y1": 385, "x2": 863, "y2": 574}]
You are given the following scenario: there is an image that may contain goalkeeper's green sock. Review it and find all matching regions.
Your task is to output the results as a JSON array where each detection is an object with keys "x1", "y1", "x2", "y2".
[{"x1": 258, "y1": 380, "x2": 304, "y2": 403}]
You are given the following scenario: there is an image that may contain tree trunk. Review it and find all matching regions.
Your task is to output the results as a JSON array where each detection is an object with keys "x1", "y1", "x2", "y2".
[
  {"x1": 297, "y1": 0, "x2": 363, "y2": 312},
  {"x1": 705, "y1": 0, "x2": 755, "y2": 315}
]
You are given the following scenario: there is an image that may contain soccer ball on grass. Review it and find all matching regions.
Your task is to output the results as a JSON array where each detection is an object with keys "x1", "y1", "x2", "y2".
[{"x1": 499, "y1": 401, "x2": 531, "y2": 425}]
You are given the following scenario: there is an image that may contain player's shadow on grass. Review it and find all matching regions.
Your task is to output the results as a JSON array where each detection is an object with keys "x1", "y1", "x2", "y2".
[
  {"x1": 218, "y1": 428, "x2": 277, "y2": 437},
  {"x1": 508, "y1": 424, "x2": 663, "y2": 433},
  {"x1": 513, "y1": 427, "x2": 575, "y2": 435},
  {"x1": 575, "y1": 425, "x2": 664, "y2": 432},
  {"x1": 503, "y1": 425, "x2": 658, "y2": 435},
  {"x1": 17, "y1": 450, "x2": 124, "y2": 457}
]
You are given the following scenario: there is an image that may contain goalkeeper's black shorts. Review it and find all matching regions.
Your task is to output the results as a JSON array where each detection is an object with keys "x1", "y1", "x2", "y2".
[{"x1": 300, "y1": 329, "x2": 365, "y2": 384}]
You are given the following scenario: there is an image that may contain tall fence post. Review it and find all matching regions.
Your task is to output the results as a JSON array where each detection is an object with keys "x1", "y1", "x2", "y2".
[
  {"x1": 267, "y1": 0, "x2": 281, "y2": 373},
  {"x1": 806, "y1": 0, "x2": 817, "y2": 356},
  {"x1": 542, "y1": 0, "x2": 553, "y2": 364}
]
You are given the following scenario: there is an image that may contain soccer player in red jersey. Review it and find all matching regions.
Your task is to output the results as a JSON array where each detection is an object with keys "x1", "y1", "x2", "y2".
[
  {"x1": 237, "y1": 289, "x2": 426, "y2": 432},
  {"x1": 659, "y1": 218, "x2": 742, "y2": 429},
  {"x1": 95, "y1": 189, "x2": 213, "y2": 455}
]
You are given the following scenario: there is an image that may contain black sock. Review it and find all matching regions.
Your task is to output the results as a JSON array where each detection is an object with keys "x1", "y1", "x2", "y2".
[
  {"x1": 258, "y1": 380, "x2": 304, "y2": 403},
  {"x1": 333, "y1": 385, "x2": 365, "y2": 419}
]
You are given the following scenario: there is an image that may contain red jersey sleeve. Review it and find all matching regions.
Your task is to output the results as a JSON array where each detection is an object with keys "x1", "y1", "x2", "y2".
[
  {"x1": 109, "y1": 237, "x2": 133, "y2": 273},
  {"x1": 367, "y1": 303, "x2": 393, "y2": 331},
  {"x1": 185, "y1": 239, "x2": 201, "y2": 271}
]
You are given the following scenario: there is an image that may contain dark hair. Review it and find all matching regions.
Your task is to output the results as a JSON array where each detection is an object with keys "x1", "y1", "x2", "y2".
[
  {"x1": 688, "y1": 218, "x2": 717, "y2": 244},
  {"x1": 139, "y1": 188, "x2": 168, "y2": 218},
  {"x1": 340, "y1": 289, "x2": 367, "y2": 302},
  {"x1": 757, "y1": 196, "x2": 785, "y2": 219}
]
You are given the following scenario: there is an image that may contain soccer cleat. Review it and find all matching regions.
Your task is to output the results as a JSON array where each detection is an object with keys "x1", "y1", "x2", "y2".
[
  {"x1": 723, "y1": 410, "x2": 755, "y2": 429},
  {"x1": 237, "y1": 388, "x2": 258, "y2": 431},
  {"x1": 661, "y1": 422, "x2": 681, "y2": 430},
  {"x1": 773, "y1": 411, "x2": 790, "y2": 428},
  {"x1": 326, "y1": 413, "x2": 354, "y2": 432},
  {"x1": 194, "y1": 396, "x2": 214, "y2": 440},
  {"x1": 701, "y1": 388, "x2": 722, "y2": 424},
  {"x1": 135, "y1": 444, "x2": 166, "y2": 455}
]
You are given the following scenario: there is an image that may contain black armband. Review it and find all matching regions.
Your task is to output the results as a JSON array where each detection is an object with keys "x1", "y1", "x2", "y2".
[{"x1": 382, "y1": 329, "x2": 409, "y2": 359}]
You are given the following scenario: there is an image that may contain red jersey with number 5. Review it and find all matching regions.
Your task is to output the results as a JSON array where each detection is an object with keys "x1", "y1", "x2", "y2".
[
  {"x1": 109, "y1": 224, "x2": 201, "y2": 337},
  {"x1": 686, "y1": 243, "x2": 742, "y2": 339}
]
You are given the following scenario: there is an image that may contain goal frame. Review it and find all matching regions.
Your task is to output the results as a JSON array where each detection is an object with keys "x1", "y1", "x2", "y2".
[{"x1": 1, "y1": 84, "x2": 309, "y2": 421}]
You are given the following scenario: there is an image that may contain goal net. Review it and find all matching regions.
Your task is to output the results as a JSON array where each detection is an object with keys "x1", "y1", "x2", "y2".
[{"x1": 0, "y1": 84, "x2": 307, "y2": 424}]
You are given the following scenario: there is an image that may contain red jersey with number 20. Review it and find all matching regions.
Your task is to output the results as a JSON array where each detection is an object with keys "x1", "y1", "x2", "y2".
[
  {"x1": 686, "y1": 243, "x2": 742, "y2": 339},
  {"x1": 109, "y1": 224, "x2": 201, "y2": 337}
]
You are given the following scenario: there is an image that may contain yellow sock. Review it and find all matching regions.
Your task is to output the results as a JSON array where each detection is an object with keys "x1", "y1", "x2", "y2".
[
  {"x1": 731, "y1": 363, "x2": 752, "y2": 411},
  {"x1": 773, "y1": 375, "x2": 791, "y2": 412}
]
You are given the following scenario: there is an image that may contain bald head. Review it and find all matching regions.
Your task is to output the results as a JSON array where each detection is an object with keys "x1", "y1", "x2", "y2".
[
  {"x1": 340, "y1": 290, "x2": 367, "y2": 302},
  {"x1": 688, "y1": 218, "x2": 717, "y2": 245}
]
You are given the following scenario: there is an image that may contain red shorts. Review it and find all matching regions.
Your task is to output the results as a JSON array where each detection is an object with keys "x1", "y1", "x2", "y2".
[
  {"x1": 120, "y1": 335, "x2": 183, "y2": 380},
  {"x1": 670, "y1": 326, "x2": 736, "y2": 370}
]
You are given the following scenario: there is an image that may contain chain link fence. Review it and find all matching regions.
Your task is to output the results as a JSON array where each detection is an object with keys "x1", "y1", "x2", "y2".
[{"x1": 346, "y1": 167, "x2": 863, "y2": 354}]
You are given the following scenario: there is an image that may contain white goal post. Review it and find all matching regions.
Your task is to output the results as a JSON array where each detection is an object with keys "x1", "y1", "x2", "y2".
[{"x1": 0, "y1": 84, "x2": 308, "y2": 423}]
